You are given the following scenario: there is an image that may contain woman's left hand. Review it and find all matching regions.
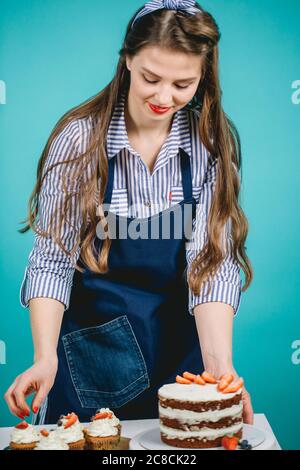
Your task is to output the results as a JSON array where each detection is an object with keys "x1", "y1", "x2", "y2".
[
  {"x1": 205, "y1": 366, "x2": 254, "y2": 425},
  {"x1": 241, "y1": 385, "x2": 254, "y2": 425}
]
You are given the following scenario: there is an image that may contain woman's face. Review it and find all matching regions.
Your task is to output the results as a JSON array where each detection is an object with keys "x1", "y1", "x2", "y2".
[{"x1": 126, "y1": 45, "x2": 202, "y2": 120}]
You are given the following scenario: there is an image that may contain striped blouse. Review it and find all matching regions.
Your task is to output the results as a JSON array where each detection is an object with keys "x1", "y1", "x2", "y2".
[{"x1": 20, "y1": 92, "x2": 242, "y2": 316}]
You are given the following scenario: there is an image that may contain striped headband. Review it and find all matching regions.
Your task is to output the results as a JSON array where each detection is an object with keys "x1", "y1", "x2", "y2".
[{"x1": 131, "y1": 0, "x2": 202, "y2": 30}]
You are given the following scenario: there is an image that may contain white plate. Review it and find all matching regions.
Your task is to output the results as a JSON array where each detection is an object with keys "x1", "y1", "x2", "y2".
[{"x1": 130, "y1": 424, "x2": 266, "y2": 451}]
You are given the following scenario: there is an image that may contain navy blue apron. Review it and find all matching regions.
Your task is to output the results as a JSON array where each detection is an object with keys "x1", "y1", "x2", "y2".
[{"x1": 42, "y1": 147, "x2": 204, "y2": 424}]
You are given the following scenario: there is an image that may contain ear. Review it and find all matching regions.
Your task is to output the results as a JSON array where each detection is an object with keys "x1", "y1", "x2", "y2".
[{"x1": 125, "y1": 56, "x2": 131, "y2": 72}]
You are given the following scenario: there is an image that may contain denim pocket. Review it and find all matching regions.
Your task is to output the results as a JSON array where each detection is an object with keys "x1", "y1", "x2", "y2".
[{"x1": 62, "y1": 315, "x2": 150, "y2": 409}]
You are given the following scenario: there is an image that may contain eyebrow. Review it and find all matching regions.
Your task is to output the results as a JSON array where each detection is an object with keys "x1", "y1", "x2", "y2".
[{"x1": 141, "y1": 67, "x2": 197, "y2": 82}]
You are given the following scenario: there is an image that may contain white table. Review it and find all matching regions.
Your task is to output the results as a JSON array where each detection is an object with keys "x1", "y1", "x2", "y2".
[{"x1": 0, "y1": 414, "x2": 281, "y2": 450}]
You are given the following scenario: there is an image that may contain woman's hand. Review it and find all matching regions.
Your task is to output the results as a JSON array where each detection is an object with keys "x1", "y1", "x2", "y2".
[
  {"x1": 205, "y1": 366, "x2": 254, "y2": 425},
  {"x1": 4, "y1": 356, "x2": 58, "y2": 419},
  {"x1": 240, "y1": 384, "x2": 254, "y2": 425}
]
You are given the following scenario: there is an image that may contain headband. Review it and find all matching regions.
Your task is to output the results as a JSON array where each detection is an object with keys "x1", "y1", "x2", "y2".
[{"x1": 131, "y1": 0, "x2": 202, "y2": 30}]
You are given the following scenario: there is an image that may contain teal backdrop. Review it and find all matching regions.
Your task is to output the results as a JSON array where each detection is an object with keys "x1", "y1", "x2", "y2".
[{"x1": 0, "y1": 0, "x2": 299, "y2": 449}]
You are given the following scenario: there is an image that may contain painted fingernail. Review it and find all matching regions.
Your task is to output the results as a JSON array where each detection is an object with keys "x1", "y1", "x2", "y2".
[
  {"x1": 18, "y1": 413, "x2": 25, "y2": 420},
  {"x1": 33, "y1": 407, "x2": 39, "y2": 414}
]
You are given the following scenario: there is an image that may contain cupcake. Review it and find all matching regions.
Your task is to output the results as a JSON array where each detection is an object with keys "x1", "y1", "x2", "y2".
[
  {"x1": 84, "y1": 408, "x2": 121, "y2": 450},
  {"x1": 55, "y1": 412, "x2": 85, "y2": 450},
  {"x1": 34, "y1": 429, "x2": 69, "y2": 450},
  {"x1": 10, "y1": 421, "x2": 40, "y2": 450}
]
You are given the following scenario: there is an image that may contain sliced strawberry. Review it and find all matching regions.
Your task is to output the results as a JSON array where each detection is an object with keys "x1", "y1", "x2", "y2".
[
  {"x1": 201, "y1": 371, "x2": 217, "y2": 384},
  {"x1": 15, "y1": 421, "x2": 29, "y2": 430},
  {"x1": 222, "y1": 373, "x2": 235, "y2": 383},
  {"x1": 92, "y1": 412, "x2": 113, "y2": 421},
  {"x1": 183, "y1": 372, "x2": 196, "y2": 381},
  {"x1": 176, "y1": 375, "x2": 192, "y2": 384},
  {"x1": 64, "y1": 412, "x2": 78, "y2": 429},
  {"x1": 218, "y1": 374, "x2": 234, "y2": 391},
  {"x1": 194, "y1": 374, "x2": 206, "y2": 385},
  {"x1": 222, "y1": 378, "x2": 244, "y2": 393}
]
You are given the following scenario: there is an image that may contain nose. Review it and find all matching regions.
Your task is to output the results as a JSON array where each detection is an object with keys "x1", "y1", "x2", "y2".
[{"x1": 154, "y1": 86, "x2": 172, "y2": 107}]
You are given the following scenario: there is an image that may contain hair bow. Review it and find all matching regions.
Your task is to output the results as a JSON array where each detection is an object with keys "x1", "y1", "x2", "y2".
[{"x1": 131, "y1": 0, "x2": 201, "y2": 29}]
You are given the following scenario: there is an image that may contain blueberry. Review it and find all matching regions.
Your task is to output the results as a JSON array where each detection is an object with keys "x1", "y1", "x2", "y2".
[
  {"x1": 239, "y1": 439, "x2": 250, "y2": 450},
  {"x1": 57, "y1": 420, "x2": 63, "y2": 427},
  {"x1": 241, "y1": 444, "x2": 253, "y2": 450}
]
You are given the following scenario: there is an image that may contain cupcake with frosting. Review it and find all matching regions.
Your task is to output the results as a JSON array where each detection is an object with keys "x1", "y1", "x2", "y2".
[
  {"x1": 55, "y1": 412, "x2": 85, "y2": 450},
  {"x1": 10, "y1": 421, "x2": 40, "y2": 450},
  {"x1": 84, "y1": 408, "x2": 121, "y2": 450},
  {"x1": 34, "y1": 429, "x2": 69, "y2": 450}
]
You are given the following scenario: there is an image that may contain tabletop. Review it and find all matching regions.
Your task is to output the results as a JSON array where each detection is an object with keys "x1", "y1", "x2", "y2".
[{"x1": 0, "y1": 413, "x2": 282, "y2": 450}]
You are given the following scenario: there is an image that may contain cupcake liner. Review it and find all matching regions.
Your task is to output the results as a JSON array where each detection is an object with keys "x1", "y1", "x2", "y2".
[
  {"x1": 85, "y1": 424, "x2": 121, "y2": 451},
  {"x1": 9, "y1": 414, "x2": 121, "y2": 451},
  {"x1": 9, "y1": 441, "x2": 38, "y2": 451},
  {"x1": 68, "y1": 438, "x2": 86, "y2": 451},
  {"x1": 85, "y1": 436, "x2": 120, "y2": 451}
]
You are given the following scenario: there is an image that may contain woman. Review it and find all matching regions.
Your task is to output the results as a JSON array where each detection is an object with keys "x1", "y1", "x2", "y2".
[{"x1": 5, "y1": 0, "x2": 254, "y2": 425}]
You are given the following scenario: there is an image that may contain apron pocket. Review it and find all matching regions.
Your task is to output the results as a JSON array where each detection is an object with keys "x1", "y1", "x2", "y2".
[{"x1": 62, "y1": 315, "x2": 150, "y2": 409}]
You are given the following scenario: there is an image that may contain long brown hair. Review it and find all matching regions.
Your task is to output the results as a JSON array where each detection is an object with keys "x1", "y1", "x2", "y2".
[{"x1": 20, "y1": 3, "x2": 253, "y2": 297}]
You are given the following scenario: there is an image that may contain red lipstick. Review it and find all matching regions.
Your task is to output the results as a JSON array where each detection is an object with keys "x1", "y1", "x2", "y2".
[{"x1": 148, "y1": 103, "x2": 171, "y2": 114}]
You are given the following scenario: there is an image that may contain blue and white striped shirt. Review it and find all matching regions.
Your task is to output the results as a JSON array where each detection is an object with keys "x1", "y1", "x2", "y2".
[{"x1": 20, "y1": 92, "x2": 242, "y2": 316}]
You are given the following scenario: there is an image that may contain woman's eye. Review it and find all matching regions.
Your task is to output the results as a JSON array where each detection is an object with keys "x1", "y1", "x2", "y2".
[
  {"x1": 143, "y1": 76, "x2": 189, "y2": 90},
  {"x1": 143, "y1": 76, "x2": 158, "y2": 85}
]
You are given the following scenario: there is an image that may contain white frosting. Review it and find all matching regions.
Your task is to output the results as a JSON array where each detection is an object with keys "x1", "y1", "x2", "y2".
[
  {"x1": 10, "y1": 424, "x2": 40, "y2": 444},
  {"x1": 94, "y1": 408, "x2": 120, "y2": 427},
  {"x1": 34, "y1": 430, "x2": 69, "y2": 450},
  {"x1": 55, "y1": 416, "x2": 84, "y2": 444},
  {"x1": 158, "y1": 383, "x2": 242, "y2": 402},
  {"x1": 87, "y1": 421, "x2": 119, "y2": 437},
  {"x1": 86, "y1": 408, "x2": 120, "y2": 438},
  {"x1": 159, "y1": 403, "x2": 243, "y2": 423},
  {"x1": 160, "y1": 422, "x2": 243, "y2": 441}
]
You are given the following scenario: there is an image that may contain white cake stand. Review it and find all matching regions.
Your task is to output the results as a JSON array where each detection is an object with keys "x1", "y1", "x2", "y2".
[{"x1": 129, "y1": 424, "x2": 277, "y2": 451}]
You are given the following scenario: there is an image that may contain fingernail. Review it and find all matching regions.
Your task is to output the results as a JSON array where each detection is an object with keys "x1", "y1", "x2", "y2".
[
  {"x1": 33, "y1": 406, "x2": 39, "y2": 414},
  {"x1": 18, "y1": 414, "x2": 25, "y2": 420},
  {"x1": 25, "y1": 411, "x2": 30, "y2": 417}
]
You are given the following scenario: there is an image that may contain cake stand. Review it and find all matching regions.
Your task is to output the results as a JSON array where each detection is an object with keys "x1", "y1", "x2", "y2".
[{"x1": 129, "y1": 423, "x2": 277, "y2": 450}]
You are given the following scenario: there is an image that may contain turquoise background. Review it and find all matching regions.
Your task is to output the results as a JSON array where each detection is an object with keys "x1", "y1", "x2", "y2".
[{"x1": 0, "y1": 0, "x2": 299, "y2": 449}]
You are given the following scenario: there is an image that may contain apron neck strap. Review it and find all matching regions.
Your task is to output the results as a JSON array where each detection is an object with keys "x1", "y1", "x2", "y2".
[
  {"x1": 103, "y1": 148, "x2": 194, "y2": 207},
  {"x1": 179, "y1": 147, "x2": 193, "y2": 201},
  {"x1": 103, "y1": 156, "x2": 115, "y2": 208}
]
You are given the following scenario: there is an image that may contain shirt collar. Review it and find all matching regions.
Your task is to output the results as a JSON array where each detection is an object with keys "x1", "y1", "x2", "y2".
[{"x1": 106, "y1": 91, "x2": 192, "y2": 160}]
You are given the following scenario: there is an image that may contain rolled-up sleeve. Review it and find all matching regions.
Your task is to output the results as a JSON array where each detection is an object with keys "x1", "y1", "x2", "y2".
[
  {"x1": 20, "y1": 120, "x2": 82, "y2": 311},
  {"x1": 186, "y1": 157, "x2": 242, "y2": 317}
]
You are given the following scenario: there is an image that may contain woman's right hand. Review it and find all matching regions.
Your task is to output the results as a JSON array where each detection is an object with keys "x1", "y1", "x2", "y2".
[{"x1": 4, "y1": 356, "x2": 58, "y2": 419}]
